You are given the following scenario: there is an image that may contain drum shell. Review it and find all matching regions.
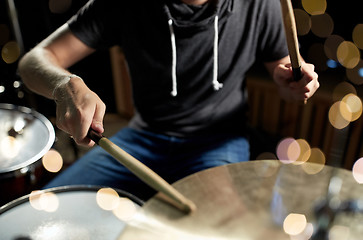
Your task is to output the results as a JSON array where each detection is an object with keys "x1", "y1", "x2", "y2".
[{"x1": 0, "y1": 160, "x2": 45, "y2": 205}]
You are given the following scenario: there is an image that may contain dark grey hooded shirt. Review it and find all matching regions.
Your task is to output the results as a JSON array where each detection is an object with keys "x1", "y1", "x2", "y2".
[{"x1": 68, "y1": 0, "x2": 288, "y2": 137}]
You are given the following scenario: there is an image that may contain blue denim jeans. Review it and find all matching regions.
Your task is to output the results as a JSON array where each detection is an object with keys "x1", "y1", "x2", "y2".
[{"x1": 45, "y1": 127, "x2": 249, "y2": 200}]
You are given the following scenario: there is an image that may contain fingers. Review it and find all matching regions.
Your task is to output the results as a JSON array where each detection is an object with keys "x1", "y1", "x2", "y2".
[
  {"x1": 55, "y1": 84, "x2": 106, "y2": 147},
  {"x1": 73, "y1": 103, "x2": 96, "y2": 147},
  {"x1": 91, "y1": 101, "x2": 106, "y2": 134},
  {"x1": 74, "y1": 99, "x2": 106, "y2": 147},
  {"x1": 274, "y1": 62, "x2": 319, "y2": 102},
  {"x1": 56, "y1": 102, "x2": 94, "y2": 147},
  {"x1": 289, "y1": 63, "x2": 319, "y2": 100},
  {"x1": 274, "y1": 64, "x2": 292, "y2": 87}
]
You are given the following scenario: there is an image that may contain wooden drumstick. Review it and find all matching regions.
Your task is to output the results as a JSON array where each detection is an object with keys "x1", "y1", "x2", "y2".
[
  {"x1": 87, "y1": 129, "x2": 196, "y2": 214},
  {"x1": 280, "y1": 0, "x2": 307, "y2": 104}
]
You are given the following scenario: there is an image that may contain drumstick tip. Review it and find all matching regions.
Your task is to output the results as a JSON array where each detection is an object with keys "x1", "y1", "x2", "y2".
[
  {"x1": 156, "y1": 192, "x2": 197, "y2": 214},
  {"x1": 184, "y1": 200, "x2": 197, "y2": 214}
]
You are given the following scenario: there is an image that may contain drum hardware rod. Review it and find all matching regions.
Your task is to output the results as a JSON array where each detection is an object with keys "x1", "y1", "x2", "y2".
[
  {"x1": 280, "y1": 0, "x2": 307, "y2": 104},
  {"x1": 312, "y1": 126, "x2": 351, "y2": 239},
  {"x1": 87, "y1": 129, "x2": 197, "y2": 214},
  {"x1": 6, "y1": 0, "x2": 24, "y2": 55}
]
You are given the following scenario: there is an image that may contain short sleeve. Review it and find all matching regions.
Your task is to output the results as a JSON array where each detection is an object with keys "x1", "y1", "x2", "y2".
[
  {"x1": 67, "y1": 0, "x2": 122, "y2": 49},
  {"x1": 257, "y1": 0, "x2": 289, "y2": 62}
]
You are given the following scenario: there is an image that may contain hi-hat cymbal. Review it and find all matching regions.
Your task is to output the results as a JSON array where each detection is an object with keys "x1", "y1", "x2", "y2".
[
  {"x1": 118, "y1": 160, "x2": 363, "y2": 240},
  {"x1": 0, "y1": 104, "x2": 55, "y2": 175}
]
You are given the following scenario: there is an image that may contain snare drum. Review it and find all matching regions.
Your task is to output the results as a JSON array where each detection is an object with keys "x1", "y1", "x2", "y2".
[
  {"x1": 0, "y1": 185, "x2": 143, "y2": 240},
  {"x1": 0, "y1": 104, "x2": 55, "y2": 204}
]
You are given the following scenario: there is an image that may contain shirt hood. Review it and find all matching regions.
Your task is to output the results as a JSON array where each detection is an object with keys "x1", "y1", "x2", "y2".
[{"x1": 163, "y1": 0, "x2": 234, "y2": 30}]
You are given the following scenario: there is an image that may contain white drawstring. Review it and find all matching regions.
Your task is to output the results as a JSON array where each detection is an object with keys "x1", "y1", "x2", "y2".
[
  {"x1": 168, "y1": 15, "x2": 222, "y2": 97},
  {"x1": 212, "y1": 15, "x2": 223, "y2": 91},
  {"x1": 168, "y1": 19, "x2": 178, "y2": 97}
]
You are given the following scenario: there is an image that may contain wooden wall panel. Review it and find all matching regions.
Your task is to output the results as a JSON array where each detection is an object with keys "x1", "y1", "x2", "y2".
[
  {"x1": 246, "y1": 76, "x2": 363, "y2": 169},
  {"x1": 109, "y1": 46, "x2": 134, "y2": 118}
]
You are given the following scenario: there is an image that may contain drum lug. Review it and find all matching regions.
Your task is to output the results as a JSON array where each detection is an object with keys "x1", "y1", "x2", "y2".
[
  {"x1": 17, "y1": 166, "x2": 37, "y2": 185},
  {"x1": 19, "y1": 166, "x2": 30, "y2": 175}
]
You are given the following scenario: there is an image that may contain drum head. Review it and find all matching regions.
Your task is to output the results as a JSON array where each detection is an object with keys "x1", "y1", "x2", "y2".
[
  {"x1": 0, "y1": 104, "x2": 55, "y2": 175},
  {"x1": 0, "y1": 185, "x2": 143, "y2": 240}
]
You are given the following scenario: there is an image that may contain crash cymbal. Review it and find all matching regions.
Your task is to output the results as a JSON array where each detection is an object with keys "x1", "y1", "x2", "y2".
[{"x1": 118, "y1": 160, "x2": 363, "y2": 240}]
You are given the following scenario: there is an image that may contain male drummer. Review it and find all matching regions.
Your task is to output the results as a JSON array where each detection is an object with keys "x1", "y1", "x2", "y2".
[{"x1": 18, "y1": 0, "x2": 319, "y2": 200}]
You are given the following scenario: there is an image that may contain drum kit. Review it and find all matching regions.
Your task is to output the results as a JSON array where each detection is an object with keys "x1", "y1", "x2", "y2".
[
  {"x1": 0, "y1": 103, "x2": 55, "y2": 205},
  {"x1": 1, "y1": 104, "x2": 363, "y2": 240},
  {"x1": 1, "y1": 0, "x2": 361, "y2": 237}
]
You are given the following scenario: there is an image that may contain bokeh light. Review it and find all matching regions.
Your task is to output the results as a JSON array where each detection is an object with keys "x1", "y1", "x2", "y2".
[
  {"x1": 1, "y1": 41, "x2": 21, "y2": 64},
  {"x1": 29, "y1": 190, "x2": 59, "y2": 212},
  {"x1": 329, "y1": 101, "x2": 351, "y2": 129},
  {"x1": 294, "y1": 9, "x2": 311, "y2": 36},
  {"x1": 42, "y1": 149, "x2": 63, "y2": 173},
  {"x1": 301, "y1": 148, "x2": 325, "y2": 174},
  {"x1": 328, "y1": 225, "x2": 350, "y2": 240},
  {"x1": 352, "y1": 24, "x2": 363, "y2": 50},
  {"x1": 0, "y1": 85, "x2": 5, "y2": 94},
  {"x1": 338, "y1": 100, "x2": 354, "y2": 122},
  {"x1": 13, "y1": 81, "x2": 21, "y2": 88},
  {"x1": 49, "y1": 0, "x2": 72, "y2": 14},
  {"x1": 346, "y1": 59, "x2": 363, "y2": 85},
  {"x1": 0, "y1": 24, "x2": 10, "y2": 45},
  {"x1": 0, "y1": 136, "x2": 21, "y2": 159},
  {"x1": 352, "y1": 158, "x2": 363, "y2": 184},
  {"x1": 283, "y1": 213, "x2": 307, "y2": 236},
  {"x1": 301, "y1": 0, "x2": 327, "y2": 16},
  {"x1": 341, "y1": 93, "x2": 362, "y2": 122},
  {"x1": 310, "y1": 13, "x2": 334, "y2": 38},
  {"x1": 289, "y1": 222, "x2": 314, "y2": 240},
  {"x1": 96, "y1": 188, "x2": 120, "y2": 211},
  {"x1": 112, "y1": 197, "x2": 138, "y2": 221},
  {"x1": 18, "y1": 91, "x2": 25, "y2": 99},
  {"x1": 307, "y1": 43, "x2": 328, "y2": 71},
  {"x1": 337, "y1": 41, "x2": 360, "y2": 69},
  {"x1": 332, "y1": 81, "x2": 357, "y2": 102},
  {"x1": 29, "y1": 190, "x2": 44, "y2": 210},
  {"x1": 276, "y1": 137, "x2": 300, "y2": 164},
  {"x1": 292, "y1": 139, "x2": 311, "y2": 165},
  {"x1": 327, "y1": 59, "x2": 339, "y2": 69},
  {"x1": 324, "y1": 35, "x2": 345, "y2": 61},
  {"x1": 40, "y1": 192, "x2": 59, "y2": 212}
]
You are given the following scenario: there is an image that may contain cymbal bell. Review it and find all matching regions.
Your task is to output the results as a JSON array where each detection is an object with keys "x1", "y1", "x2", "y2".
[{"x1": 118, "y1": 160, "x2": 363, "y2": 239}]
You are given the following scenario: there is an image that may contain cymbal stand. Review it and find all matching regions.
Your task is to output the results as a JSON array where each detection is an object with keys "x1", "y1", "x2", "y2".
[{"x1": 311, "y1": 125, "x2": 363, "y2": 239}]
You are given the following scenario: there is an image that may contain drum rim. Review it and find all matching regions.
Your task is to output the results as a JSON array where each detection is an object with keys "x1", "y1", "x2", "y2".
[
  {"x1": 0, "y1": 184, "x2": 144, "y2": 214},
  {"x1": 0, "y1": 103, "x2": 55, "y2": 173}
]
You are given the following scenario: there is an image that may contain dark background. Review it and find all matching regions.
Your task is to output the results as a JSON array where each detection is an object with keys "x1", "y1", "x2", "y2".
[
  {"x1": 0, "y1": 0, "x2": 115, "y2": 116},
  {"x1": 1, "y1": 0, "x2": 362, "y2": 115}
]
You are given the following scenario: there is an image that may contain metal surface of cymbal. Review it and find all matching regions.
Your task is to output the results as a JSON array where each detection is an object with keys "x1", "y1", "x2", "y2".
[
  {"x1": 0, "y1": 104, "x2": 55, "y2": 175},
  {"x1": 118, "y1": 160, "x2": 363, "y2": 240}
]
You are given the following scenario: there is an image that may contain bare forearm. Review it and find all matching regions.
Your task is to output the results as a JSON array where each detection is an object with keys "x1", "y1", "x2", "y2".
[
  {"x1": 18, "y1": 23, "x2": 94, "y2": 100},
  {"x1": 18, "y1": 46, "x2": 73, "y2": 99},
  {"x1": 18, "y1": 23, "x2": 105, "y2": 147}
]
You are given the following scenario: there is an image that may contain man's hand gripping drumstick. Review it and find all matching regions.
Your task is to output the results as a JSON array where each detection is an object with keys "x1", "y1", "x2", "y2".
[
  {"x1": 87, "y1": 129, "x2": 197, "y2": 214},
  {"x1": 279, "y1": 0, "x2": 319, "y2": 104}
]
